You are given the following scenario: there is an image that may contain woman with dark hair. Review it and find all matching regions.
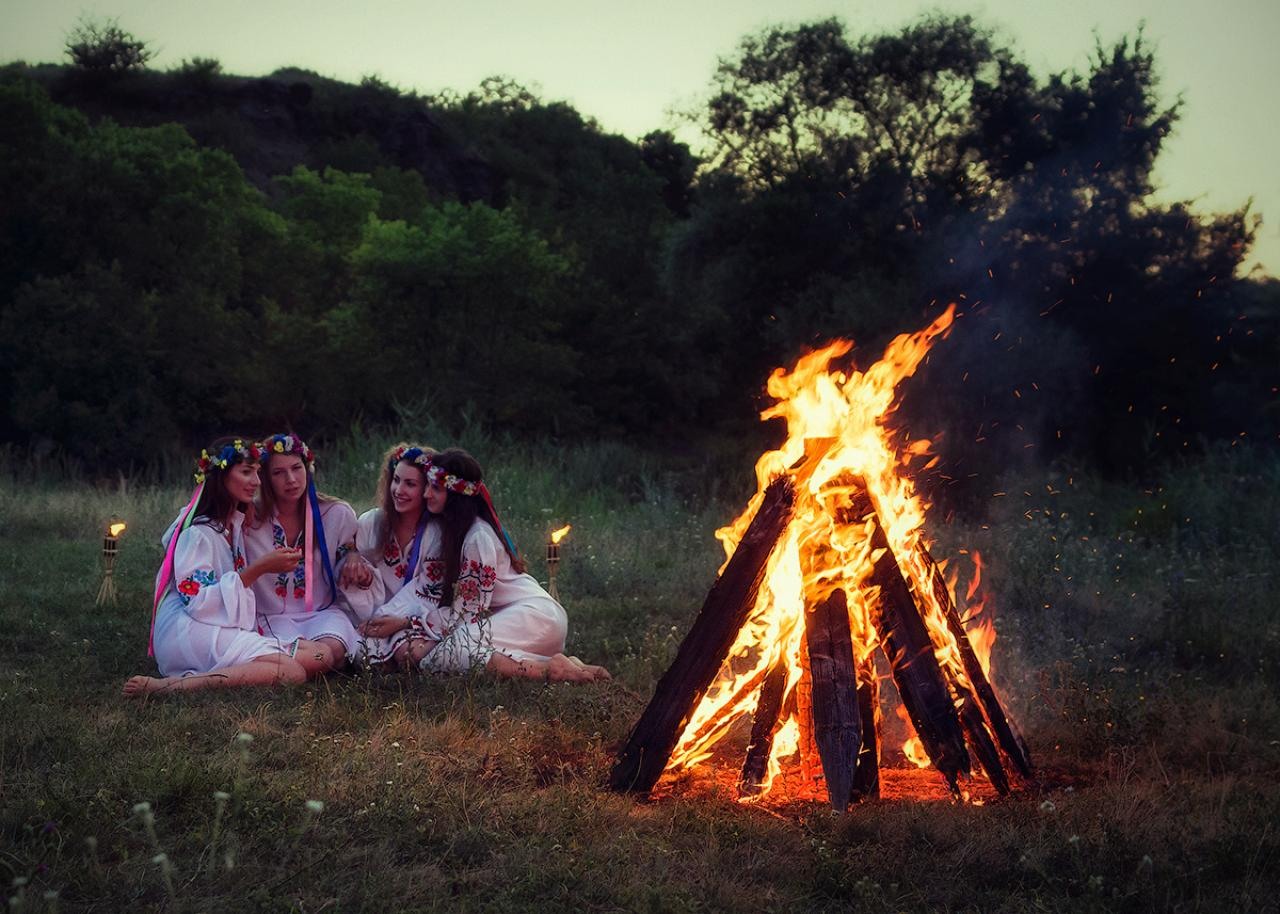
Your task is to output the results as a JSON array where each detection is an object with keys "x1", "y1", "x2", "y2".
[
  {"x1": 243, "y1": 433, "x2": 365, "y2": 676},
  {"x1": 122, "y1": 438, "x2": 311, "y2": 697},
  {"x1": 367, "y1": 447, "x2": 609, "y2": 683},
  {"x1": 352, "y1": 443, "x2": 437, "y2": 668}
]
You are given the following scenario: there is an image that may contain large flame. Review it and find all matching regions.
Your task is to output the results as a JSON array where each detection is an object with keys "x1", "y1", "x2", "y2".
[
  {"x1": 550, "y1": 524, "x2": 572, "y2": 545},
  {"x1": 108, "y1": 522, "x2": 127, "y2": 537},
  {"x1": 661, "y1": 305, "x2": 999, "y2": 798}
]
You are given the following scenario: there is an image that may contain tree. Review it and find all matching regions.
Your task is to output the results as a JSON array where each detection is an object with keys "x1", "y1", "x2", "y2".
[{"x1": 64, "y1": 17, "x2": 154, "y2": 75}]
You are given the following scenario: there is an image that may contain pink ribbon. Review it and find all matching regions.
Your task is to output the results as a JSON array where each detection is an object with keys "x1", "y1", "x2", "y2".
[{"x1": 149, "y1": 482, "x2": 204, "y2": 656}]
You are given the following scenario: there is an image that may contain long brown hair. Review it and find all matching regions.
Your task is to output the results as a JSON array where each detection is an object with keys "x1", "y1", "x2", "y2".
[
  {"x1": 372, "y1": 442, "x2": 435, "y2": 551},
  {"x1": 192, "y1": 436, "x2": 259, "y2": 529},
  {"x1": 429, "y1": 447, "x2": 525, "y2": 600}
]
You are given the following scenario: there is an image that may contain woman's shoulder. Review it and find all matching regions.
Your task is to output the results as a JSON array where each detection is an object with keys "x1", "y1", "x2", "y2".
[
  {"x1": 320, "y1": 499, "x2": 357, "y2": 525},
  {"x1": 173, "y1": 517, "x2": 226, "y2": 551},
  {"x1": 357, "y1": 507, "x2": 382, "y2": 528},
  {"x1": 462, "y1": 519, "x2": 501, "y2": 550}
]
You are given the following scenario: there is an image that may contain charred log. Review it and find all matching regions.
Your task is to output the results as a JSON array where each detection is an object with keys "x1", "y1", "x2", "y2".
[
  {"x1": 738, "y1": 658, "x2": 789, "y2": 796},
  {"x1": 844, "y1": 480, "x2": 970, "y2": 792},
  {"x1": 609, "y1": 476, "x2": 796, "y2": 794},
  {"x1": 852, "y1": 657, "x2": 880, "y2": 800},
  {"x1": 917, "y1": 544, "x2": 1033, "y2": 780},
  {"x1": 956, "y1": 688, "x2": 1009, "y2": 795},
  {"x1": 804, "y1": 588, "x2": 863, "y2": 811}
]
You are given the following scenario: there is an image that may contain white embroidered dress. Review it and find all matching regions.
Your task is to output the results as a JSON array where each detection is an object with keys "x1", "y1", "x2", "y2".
[
  {"x1": 379, "y1": 519, "x2": 568, "y2": 673},
  {"x1": 353, "y1": 508, "x2": 429, "y2": 664},
  {"x1": 151, "y1": 511, "x2": 291, "y2": 678},
  {"x1": 243, "y1": 501, "x2": 363, "y2": 655}
]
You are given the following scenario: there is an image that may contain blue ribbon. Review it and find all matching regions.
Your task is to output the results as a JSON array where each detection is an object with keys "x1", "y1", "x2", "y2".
[
  {"x1": 307, "y1": 479, "x2": 338, "y2": 611},
  {"x1": 401, "y1": 513, "x2": 428, "y2": 591}
]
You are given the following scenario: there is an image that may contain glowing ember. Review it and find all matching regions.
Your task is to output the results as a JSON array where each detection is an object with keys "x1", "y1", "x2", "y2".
[{"x1": 640, "y1": 304, "x2": 1029, "y2": 804}]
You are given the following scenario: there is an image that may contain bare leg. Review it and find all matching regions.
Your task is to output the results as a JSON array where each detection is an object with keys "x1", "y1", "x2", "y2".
[
  {"x1": 294, "y1": 637, "x2": 346, "y2": 677},
  {"x1": 122, "y1": 654, "x2": 307, "y2": 699}
]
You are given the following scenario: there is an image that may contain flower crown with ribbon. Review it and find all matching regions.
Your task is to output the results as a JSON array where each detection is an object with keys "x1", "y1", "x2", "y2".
[
  {"x1": 263, "y1": 433, "x2": 315, "y2": 472},
  {"x1": 387, "y1": 444, "x2": 434, "y2": 474},
  {"x1": 420, "y1": 458, "x2": 519, "y2": 559},
  {"x1": 194, "y1": 439, "x2": 263, "y2": 484},
  {"x1": 423, "y1": 462, "x2": 481, "y2": 496}
]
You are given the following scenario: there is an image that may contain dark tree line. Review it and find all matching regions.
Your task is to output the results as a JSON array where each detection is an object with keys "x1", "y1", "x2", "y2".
[{"x1": 0, "y1": 14, "x2": 1274, "y2": 489}]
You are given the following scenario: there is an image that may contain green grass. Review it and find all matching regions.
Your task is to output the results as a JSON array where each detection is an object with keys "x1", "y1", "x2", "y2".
[{"x1": 2, "y1": 439, "x2": 1278, "y2": 913}]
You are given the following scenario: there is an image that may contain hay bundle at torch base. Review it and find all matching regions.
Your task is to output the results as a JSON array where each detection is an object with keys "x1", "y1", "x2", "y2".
[{"x1": 610, "y1": 305, "x2": 1032, "y2": 810}]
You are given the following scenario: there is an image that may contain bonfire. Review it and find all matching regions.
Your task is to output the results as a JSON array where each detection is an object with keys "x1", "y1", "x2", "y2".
[{"x1": 611, "y1": 306, "x2": 1031, "y2": 809}]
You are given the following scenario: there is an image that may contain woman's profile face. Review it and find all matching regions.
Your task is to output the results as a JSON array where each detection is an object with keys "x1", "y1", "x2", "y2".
[
  {"x1": 424, "y1": 478, "x2": 448, "y2": 515},
  {"x1": 268, "y1": 455, "x2": 307, "y2": 504},
  {"x1": 390, "y1": 462, "x2": 425, "y2": 515},
  {"x1": 224, "y1": 461, "x2": 261, "y2": 507}
]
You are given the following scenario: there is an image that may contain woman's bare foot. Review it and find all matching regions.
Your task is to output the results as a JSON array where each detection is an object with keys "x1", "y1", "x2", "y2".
[
  {"x1": 566, "y1": 655, "x2": 611, "y2": 681},
  {"x1": 122, "y1": 675, "x2": 174, "y2": 699},
  {"x1": 546, "y1": 653, "x2": 597, "y2": 683}
]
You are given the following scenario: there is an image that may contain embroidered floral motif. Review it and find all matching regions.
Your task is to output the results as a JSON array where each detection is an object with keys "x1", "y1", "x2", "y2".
[
  {"x1": 176, "y1": 569, "x2": 219, "y2": 605},
  {"x1": 456, "y1": 577, "x2": 482, "y2": 604},
  {"x1": 383, "y1": 539, "x2": 402, "y2": 567},
  {"x1": 233, "y1": 549, "x2": 246, "y2": 572},
  {"x1": 272, "y1": 521, "x2": 305, "y2": 600},
  {"x1": 336, "y1": 541, "x2": 355, "y2": 563},
  {"x1": 424, "y1": 560, "x2": 444, "y2": 582}
]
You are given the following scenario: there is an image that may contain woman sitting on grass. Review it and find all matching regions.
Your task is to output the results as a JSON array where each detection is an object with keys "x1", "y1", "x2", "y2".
[
  {"x1": 243, "y1": 433, "x2": 369, "y2": 677},
  {"x1": 123, "y1": 438, "x2": 315, "y2": 698},
  {"x1": 352, "y1": 443, "x2": 437, "y2": 669},
  {"x1": 361, "y1": 447, "x2": 610, "y2": 683}
]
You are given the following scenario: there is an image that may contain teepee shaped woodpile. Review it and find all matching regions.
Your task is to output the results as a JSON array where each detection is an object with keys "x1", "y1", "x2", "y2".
[{"x1": 609, "y1": 308, "x2": 1032, "y2": 810}]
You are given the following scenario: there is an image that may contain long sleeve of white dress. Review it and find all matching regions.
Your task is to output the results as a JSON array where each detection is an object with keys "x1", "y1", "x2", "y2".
[
  {"x1": 151, "y1": 512, "x2": 286, "y2": 678},
  {"x1": 171, "y1": 523, "x2": 256, "y2": 629}
]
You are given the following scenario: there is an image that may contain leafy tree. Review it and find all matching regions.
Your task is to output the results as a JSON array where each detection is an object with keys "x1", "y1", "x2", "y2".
[
  {"x1": 673, "y1": 16, "x2": 1268, "y2": 488},
  {"x1": 64, "y1": 18, "x2": 154, "y2": 74}
]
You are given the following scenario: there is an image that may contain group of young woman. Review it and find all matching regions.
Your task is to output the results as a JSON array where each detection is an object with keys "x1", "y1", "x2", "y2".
[{"x1": 122, "y1": 435, "x2": 609, "y2": 697}]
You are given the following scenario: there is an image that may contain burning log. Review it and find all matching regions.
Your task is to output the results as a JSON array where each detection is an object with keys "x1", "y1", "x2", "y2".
[
  {"x1": 917, "y1": 545, "x2": 1033, "y2": 780},
  {"x1": 845, "y1": 480, "x2": 970, "y2": 792},
  {"x1": 956, "y1": 689, "x2": 1009, "y2": 795},
  {"x1": 803, "y1": 588, "x2": 862, "y2": 811},
  {"x1": 852, "y1": 657, "x2": 880, "y2": 800},
  {"x1": 609, "y1": 476, "x2": 797, "y2": 794},
  {"x1": 738, "y1": 657, "x2": 789, "y2": 796},
  {"x1": 794, "y1": 639, "x2": 822, "y2": 789}
]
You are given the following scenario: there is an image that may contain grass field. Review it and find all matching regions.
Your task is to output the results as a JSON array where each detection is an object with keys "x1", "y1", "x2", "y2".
[{"x1": 2, "y1": 434, "x2": 1278, "y2": 913}]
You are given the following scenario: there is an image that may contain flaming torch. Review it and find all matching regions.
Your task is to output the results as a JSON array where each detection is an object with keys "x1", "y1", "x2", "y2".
[
  {"x1": 546, "y1": 524, "x2": 571, "y2": 601},
  {"x1": 96, "y1": 519, "x2": 127, "y2": 607}
]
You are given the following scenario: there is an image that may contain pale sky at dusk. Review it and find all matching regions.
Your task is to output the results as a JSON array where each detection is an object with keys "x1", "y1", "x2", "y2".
[{"x1": 3, "y1": 0, "x2": 1277, "y2": 275}]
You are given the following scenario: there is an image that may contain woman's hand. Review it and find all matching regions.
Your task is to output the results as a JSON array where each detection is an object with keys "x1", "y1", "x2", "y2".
[
  {"x1": 339, "y1": 555, "x2": 374, "y2": 589},
  {"x1": 239, "y1": 547, "x2": 302, "y2": 586},
  {"x1": 360, "y1": 615, "x2": 408, "y2": 638}
]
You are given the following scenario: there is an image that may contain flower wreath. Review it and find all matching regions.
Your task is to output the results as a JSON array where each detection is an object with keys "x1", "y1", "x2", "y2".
[
  {"x1": 387, "y1": 444, "x2": 434, "y2": 473},
  {"x1": 423, "y1": 461, "x2": 480, "y2": 496},
  {"x1": 263, "y1": 433, "x2": 316, "y2": 473},
  {"x1": 194, "y1": 439, "x2": 263, "y2": 484}
]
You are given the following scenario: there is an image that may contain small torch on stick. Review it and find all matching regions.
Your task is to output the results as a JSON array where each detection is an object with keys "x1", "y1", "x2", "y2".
[
  {"x1": 96, "y1": 519, "x2": 127, "y2": 607},
  {"x1": 546, "y1": 524, "x2": 571, "y2": 601}
]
